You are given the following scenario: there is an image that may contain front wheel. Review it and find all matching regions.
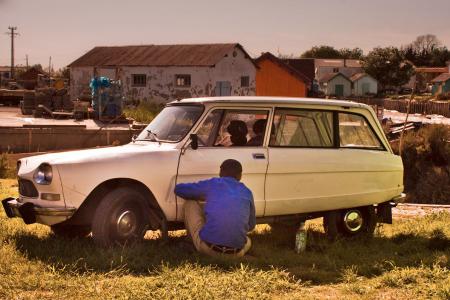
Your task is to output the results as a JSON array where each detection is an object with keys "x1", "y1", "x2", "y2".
[
  {"x1": 324, "y1": 206, "x2": 377, "y2": 240},
  {"x1": 91, "y1": 187, "x2": 149, "y2": 247}
]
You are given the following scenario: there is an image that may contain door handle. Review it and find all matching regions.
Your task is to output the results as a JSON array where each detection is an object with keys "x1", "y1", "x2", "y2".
[{"x1": 252, "y1": 153, "x2": 266, "y2": 159}]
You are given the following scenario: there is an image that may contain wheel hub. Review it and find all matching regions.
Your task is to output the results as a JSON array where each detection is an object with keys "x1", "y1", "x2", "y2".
[
  {"x1": 116, "y1": 210, "x2": 137, "y2": 237},
  {"x1": 343, "y1": 210, "x2": 363, "y2": 232}
]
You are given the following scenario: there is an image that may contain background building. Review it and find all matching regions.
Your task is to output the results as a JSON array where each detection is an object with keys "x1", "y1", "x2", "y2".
[{"x1": 69, "y1": 43, "x2": 256, "y2": 103}]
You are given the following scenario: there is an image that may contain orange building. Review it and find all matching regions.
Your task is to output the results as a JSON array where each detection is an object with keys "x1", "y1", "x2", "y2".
[{"x1": 255, "y1": 52, "x2": 311, "y2": 97}]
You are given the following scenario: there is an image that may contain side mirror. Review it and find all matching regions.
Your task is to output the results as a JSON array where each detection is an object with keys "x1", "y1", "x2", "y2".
[{"x1": 190, "y1": 133, "x2": 198, "y2": 150}]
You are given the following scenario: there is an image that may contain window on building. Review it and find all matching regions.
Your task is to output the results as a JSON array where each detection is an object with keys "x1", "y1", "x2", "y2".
[
  {"x1": 132, "y1": 74, "x2": 147, "y2": 87},
  {"x1": 241, "y1": 76, "x2": 250, "y2": 87},
  {"x1": 270, "y1": 109, "x2": 334, "y2": 147},
  {"x1": 333, "y1": 68, "x2": 339, "y2": 73},
  {"x1": 175, "y1": 74, "x2": 191, "y2": 87},
  {"x1": 339, "y1": 113, "x2": 384, "y2": 150}
]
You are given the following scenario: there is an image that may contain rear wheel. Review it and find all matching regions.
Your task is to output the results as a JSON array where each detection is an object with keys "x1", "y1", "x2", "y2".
[
  {"x1": 51, "y1": 224, "x2": 91, "y2": 238},
  {"x1": 91, "y1": 187, "x2": 149, "y2": 247},
  {"x1": 324, "y1": 206, "x2": 377, "y2": 240}
]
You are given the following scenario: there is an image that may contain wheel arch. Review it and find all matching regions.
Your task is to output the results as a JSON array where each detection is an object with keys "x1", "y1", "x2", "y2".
[{"x1": 64, "y1": 178, "x2": 166, "y2": 229}]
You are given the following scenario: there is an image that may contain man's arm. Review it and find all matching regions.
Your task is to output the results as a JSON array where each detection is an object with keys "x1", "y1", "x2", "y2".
[
  {"x1": 248, "y1": 195, "x2": 256, "y2": 231},
  {"x1": 174, "y1": 179, "x2": 211, "y2": 201}
]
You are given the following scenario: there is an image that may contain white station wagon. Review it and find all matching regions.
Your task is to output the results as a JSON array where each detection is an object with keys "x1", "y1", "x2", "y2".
[{"x1": 2, "y1": 97, "x2": 405, "y2": 246}]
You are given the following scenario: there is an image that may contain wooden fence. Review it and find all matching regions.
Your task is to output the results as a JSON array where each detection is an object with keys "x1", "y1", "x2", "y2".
[{"x1": 383, "y1": 99, "x2": 450, "y2": 117}]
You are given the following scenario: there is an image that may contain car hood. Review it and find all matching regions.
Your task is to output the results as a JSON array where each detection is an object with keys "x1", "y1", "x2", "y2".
[{"x1": 18, "y1": 142, "x2": 177, "y2": 174}]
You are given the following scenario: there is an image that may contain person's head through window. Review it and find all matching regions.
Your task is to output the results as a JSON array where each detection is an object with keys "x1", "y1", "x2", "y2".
[
  {"x1": 219, "y1": 159, "x2": 242, "y2": 181},
  {"x1": 227, "y1": 120, "x2": 248, "y2": 146},
  {"x1": 248, "y1": 119, "x2": 267, "y2": 146}
]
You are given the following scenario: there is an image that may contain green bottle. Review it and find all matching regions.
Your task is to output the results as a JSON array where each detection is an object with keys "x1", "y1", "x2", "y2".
[{"x1": 295, "y1": 222, "x2": 307, "y2": 253}]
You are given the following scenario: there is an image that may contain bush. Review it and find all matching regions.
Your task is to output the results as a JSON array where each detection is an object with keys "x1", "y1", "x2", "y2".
[
  {"x1": 0, "y1": 153, "x2": 16, "y2": 179},
  {"x1": 392, "y1": 125, "x2": 450, "y2": 204},
  {"x1": 123, "y1": 101, "x2": 164, "y2": 124}
]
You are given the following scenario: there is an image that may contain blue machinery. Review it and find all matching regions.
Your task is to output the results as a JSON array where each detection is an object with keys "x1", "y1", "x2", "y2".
[{"x1": 89, "y1": 77, "x2": 123, "y2": 119}]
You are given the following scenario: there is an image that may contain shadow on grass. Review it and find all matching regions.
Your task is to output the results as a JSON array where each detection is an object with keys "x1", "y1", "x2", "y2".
[{"x1": 10, "y1": 225, "x2": 449, "y2": 284}]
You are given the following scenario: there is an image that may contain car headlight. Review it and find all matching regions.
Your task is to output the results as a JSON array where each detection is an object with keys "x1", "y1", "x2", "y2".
[{"x1": 33, "y1": 163, "x2": 53, "y2": 185}]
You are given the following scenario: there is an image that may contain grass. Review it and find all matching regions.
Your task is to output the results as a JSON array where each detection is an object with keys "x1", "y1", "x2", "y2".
[
  {"x1": 123, "y1": 102, "x2": 163, "y2": 124},
  {"x1": 0, "y1": 179, "x2": 449, "y2": 299}
]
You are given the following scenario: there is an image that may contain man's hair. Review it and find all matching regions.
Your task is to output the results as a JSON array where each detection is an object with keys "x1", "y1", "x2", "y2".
[{"x1": 220, "y1": 159, "x2": 242, "y2": 180}]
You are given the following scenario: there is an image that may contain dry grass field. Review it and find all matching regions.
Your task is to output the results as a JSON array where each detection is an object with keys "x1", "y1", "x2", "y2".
[{"x1": 0, "y1": 179, "x2": 449, "y2": 299}]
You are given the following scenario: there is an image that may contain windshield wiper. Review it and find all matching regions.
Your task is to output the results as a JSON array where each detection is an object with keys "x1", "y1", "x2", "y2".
[{"x1": 146, "y1": 129, "x2": 162, "y2": 142}]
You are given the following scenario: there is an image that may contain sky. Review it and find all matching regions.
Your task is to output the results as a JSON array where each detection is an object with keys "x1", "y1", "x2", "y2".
[{"x1": 1, "y1": 0, "x2": 450, "y2": 69}]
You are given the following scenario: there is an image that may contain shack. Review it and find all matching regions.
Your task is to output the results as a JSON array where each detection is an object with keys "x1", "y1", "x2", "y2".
[
  {"x1": 69, "y1": 43, "x2": 257, "y2": 103},
  {"x1": 255, "y1": 52, "x2": 310, "y2": 97}
]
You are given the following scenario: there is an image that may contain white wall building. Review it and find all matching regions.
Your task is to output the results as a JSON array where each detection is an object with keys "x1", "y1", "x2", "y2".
[
  {"x1": 315, "y1": 59, "x2": 363, "y2": 81},
  {"x1": 350, "y1": 73, "x2": 378, "y2": 96},
  {"x1": 69, "y1": 44, "x2": 256, "y2": 103},
  {"x1": 319, "y1": 73, "x2": 352, "y2": 97}
]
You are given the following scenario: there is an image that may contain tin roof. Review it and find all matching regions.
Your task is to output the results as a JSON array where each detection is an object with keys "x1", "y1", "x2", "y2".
[
  {"x1": 69, "y1": 43, "x2": 254, "y2": 67},
  {"x1": 431, "y1": 73, "x2": 450, "y2": 83},
  {"x1": 255, "y1": 52, "x2": 311, "y2": 84}
]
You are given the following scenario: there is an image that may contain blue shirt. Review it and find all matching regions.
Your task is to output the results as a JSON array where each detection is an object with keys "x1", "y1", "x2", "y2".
[{"x1": 175, "y1": 177, "x2": 256, "y2": 249}]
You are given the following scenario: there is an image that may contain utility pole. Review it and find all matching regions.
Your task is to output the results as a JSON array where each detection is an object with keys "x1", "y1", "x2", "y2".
[
  {"x1": 48, "y1": 56, "x2": 52, "y2": 78},
  {"x1": 26, "y1": 55, "x2": 29, "y2": 70},
  {"x1": 6, "y1": 26, "x2": 19, "y2": 79}
]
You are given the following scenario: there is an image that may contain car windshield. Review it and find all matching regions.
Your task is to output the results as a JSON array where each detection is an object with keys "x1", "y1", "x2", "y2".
[{"x1": 136, "y1": 105, "x2": 204, "y2": 142}]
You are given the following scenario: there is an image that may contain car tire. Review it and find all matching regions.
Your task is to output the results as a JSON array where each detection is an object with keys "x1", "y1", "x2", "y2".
[
  {"x1": 51, "y1": 224, "x2": 91, "y2": 238},
  {"x1": 324, "y1": 206, "x2": 377, "y2": 240},
  {"x1": 91, "y1": 187, "x2": 149, "y2": 247}
]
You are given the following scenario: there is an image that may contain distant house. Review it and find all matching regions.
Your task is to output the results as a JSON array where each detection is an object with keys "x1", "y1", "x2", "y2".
[
  {"x1": 319, "y1": 72, "x2": 352, "y2": 97},
  {"x1": 0, "y1": 66, "x2": 11, "y2": 81},
  {"x1": 350, "y1": 73, "x2": 378, "y2": 96},
  {"x1": 255, "y1": 52, "x2": 311, "y2": 97},
  {"x1": 315, "y1": 59, "x2": 363, "y2": 81},
  {"x1": 68, "y1": 43, "x2": 256, "y2": 103},
  {"x1": 431, "y1": 73, "x2": 450, "y2": 95}
]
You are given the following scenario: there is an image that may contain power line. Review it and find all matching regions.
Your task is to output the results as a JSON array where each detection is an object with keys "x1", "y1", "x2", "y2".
[{"x1": 6, "y1": 26, "x2": 19, "y2": 79}]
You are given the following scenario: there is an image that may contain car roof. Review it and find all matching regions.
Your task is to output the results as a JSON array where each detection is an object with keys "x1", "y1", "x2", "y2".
[{"x1": 170, "y1": 96, "x2": 367, "y2": 108}]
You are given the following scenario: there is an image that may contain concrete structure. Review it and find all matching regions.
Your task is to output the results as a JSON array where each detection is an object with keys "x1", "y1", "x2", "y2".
[
  {"x1": 319, "y1": 73, "x2": 352, "y2": 97},
  {"x1": 350, "y1": 73, "x2": 378, "y2": 96},
  {"x1": 69, "y1": 43, "x2": 256, "y2": 103},
  {"x1": 255, "y1": 52, "x2": 310, "y2": 97}
]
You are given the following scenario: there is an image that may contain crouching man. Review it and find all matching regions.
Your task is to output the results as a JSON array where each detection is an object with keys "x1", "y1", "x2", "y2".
[{"x1": 175, "y1": 159, "x2": 255, "y2": 257}]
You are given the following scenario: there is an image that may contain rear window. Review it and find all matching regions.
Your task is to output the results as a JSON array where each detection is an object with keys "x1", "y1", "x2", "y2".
[{"x1": 339, "y1": 113, "x2": 384, "y2": 150}]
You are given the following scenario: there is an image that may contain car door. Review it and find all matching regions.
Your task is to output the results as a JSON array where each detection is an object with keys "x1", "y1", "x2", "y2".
[
  {"x1": 176, "y1": 106, "x2": 272, "y2": 220},
  {"x1": 265, "y1": 108, "x2": 338, "y2": 216}
]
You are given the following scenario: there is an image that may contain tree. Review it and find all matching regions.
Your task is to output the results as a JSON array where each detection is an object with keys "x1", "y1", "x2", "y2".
[
  {"x1": 339, "y1": 47, "x2": 364, "y2": 59},
  {"x1": 362, "y1": 47, "x2": 415, "y2": 90},
  {"x1": 301, "y1": 45, "x2": 342, "y2": 59},
  {"x1": 402, "y1": 34, "x2": 450, "y2": 66}
]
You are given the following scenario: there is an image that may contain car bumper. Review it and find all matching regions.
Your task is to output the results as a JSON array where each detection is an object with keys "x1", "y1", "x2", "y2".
[
  {"x1": 391, "y1": 193, "x2": 406, "y2": 206},
  {"x1": 2, "y1": 197, "x2": 76, "y2": 226}
]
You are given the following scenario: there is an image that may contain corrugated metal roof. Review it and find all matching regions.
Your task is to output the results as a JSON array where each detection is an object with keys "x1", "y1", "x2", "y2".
[
  {"x1": 431, "y1": 73, "x2": 450, "y2": 83},
  {"x1": 69, "y1": 43, "x2": 253, "y2": 67},
  {"x1": 315, "y1": 59, "x2": 362, "y2": 68},
  {"x1": 255, "y1": 52, "x2": 311, "y2": 84}
]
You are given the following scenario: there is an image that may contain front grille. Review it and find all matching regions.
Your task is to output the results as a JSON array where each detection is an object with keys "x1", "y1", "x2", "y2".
[{"x1": 18, "y1": 178, "x2": 39, "y2": 198}]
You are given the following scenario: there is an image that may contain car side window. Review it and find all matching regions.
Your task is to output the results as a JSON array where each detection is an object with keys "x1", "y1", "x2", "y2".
[
  {"x1": 196, "y1": 109, "x2": 269, "y2": 147},
  {"x1": 196, "y1": 110, "x2": 224, "y2": 147},
  {"x1": 339, "y1": 113, "x2": 384, "y2": 150},
  {"x1": 270, "y1": 109, "x2": 334, "y2": 147}
]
